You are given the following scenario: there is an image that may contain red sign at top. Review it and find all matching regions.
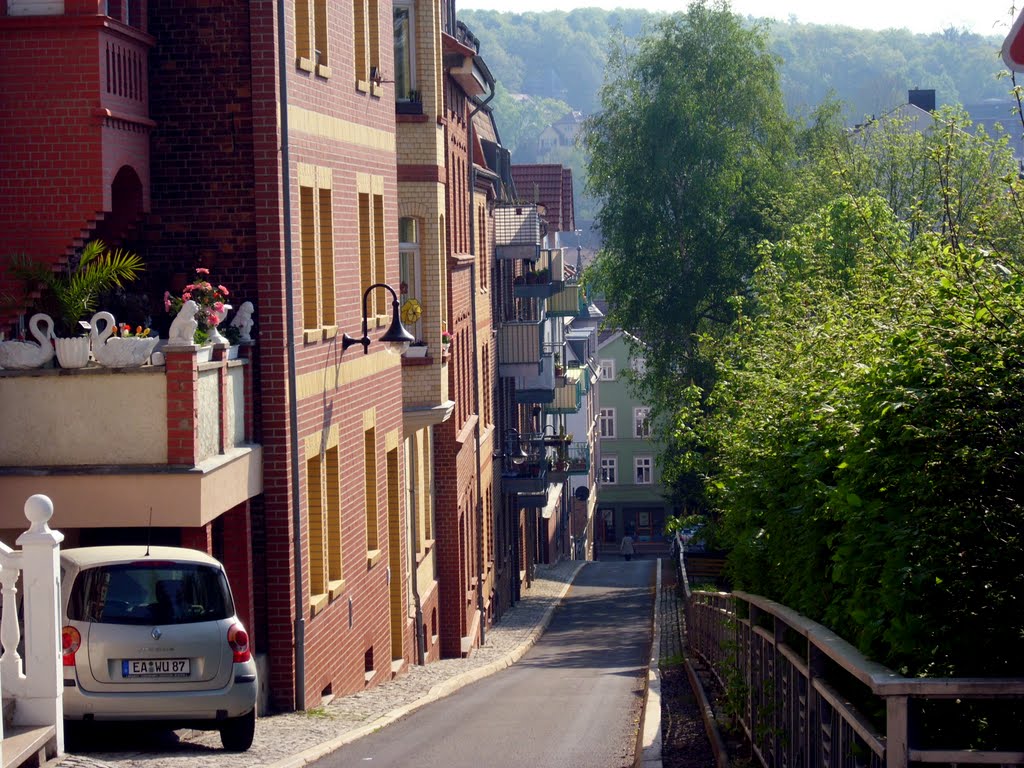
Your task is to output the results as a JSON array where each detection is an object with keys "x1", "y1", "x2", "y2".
[{"x1": 1002, "y1": 8, "x2": 1024, "y2": 70}]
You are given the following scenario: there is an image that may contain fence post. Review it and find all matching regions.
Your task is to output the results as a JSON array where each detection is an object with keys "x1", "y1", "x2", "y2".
[
  {"x1": 886, "y1": 696, "x2": 909, "y2": 768},
  {"x1": 14, "y1": 494, "x2": 64, "y2": 753}
]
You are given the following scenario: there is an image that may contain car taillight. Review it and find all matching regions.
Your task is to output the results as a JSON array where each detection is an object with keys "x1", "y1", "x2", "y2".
[
  {"x1": 227, "y1": 623, "x2": 250, "y2": 663},
  {"x1": 62, "y1": 626, "x2": 81, "y2": 667}
]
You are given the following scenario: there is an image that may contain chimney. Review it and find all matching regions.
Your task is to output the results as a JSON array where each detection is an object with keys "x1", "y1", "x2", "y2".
[{"x1": 908, "y1": 88, "x2": 936, "y2": 112}]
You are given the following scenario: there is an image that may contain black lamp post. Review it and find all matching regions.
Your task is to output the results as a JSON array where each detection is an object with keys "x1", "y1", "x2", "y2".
[{"x1": 341, "y1": 282, "x2": 415, "y2": 355}]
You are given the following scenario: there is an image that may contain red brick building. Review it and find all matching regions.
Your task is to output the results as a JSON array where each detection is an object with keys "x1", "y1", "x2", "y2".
[{"x1": 0, "y1": 0, "x2": 413, "y2": 711}]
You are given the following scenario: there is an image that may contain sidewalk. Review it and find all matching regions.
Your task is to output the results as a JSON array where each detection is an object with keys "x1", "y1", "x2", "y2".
[{"x1": 61, "y1": 559, "x2": 589, "y2": 768}]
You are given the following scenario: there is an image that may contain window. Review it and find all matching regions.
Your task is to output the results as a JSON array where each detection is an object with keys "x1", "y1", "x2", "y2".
[
  {"x1": 599, "y1": 408, "x2": 616, "y2": 439},
  {"x1": 600, "y1": 456, "x2": 617, "y2": 484},
  {"x1": 634, "y1": 407, "x2": 652, "y2": 438},
  {"x1": 295, "y1": 0, "x2": 329, "y2": 75},
  {"x1": 599, "y1": 359, "x2": 615, "y2": 380},
  {"x1": 358, "y1": 176, "x2": 388, "y2": 322},
  {"x1": 393, "y1": 1, "x2": 416, "y2": 101},
  {"x1": 299, "y1": 166, "x2": 335, "y2": 337},
  {"x1": 307, "y1": 455, "x2": 327, "y2": 598},
  {"x1": 399, "y1": 217, "x2": 421, "y2": 338},
  {"x1": 354, "y1": 0, "x2": 381, "y2": 88},
  {"x1": 365, "y1": 427, "x2": 379, "y2": 553},
  {"x1": 635, "y1": 456, "x2": 652, "y2": 484}
]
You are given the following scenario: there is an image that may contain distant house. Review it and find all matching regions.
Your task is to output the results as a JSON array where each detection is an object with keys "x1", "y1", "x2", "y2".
[
  {"x1": 594, "y1": 328, "x2": 673, "y2": 555},
  {"x1": 537, "y1": 110, "x2": 583, "y2": 155}
]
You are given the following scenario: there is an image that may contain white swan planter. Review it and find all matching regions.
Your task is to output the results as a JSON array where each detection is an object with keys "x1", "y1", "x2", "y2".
[
  {"x1": 90, "y1": 311, "x2": 159, "y2": 368},
  {"x1": 0, "y1": 313, "x2": 55, "y2": 369}
]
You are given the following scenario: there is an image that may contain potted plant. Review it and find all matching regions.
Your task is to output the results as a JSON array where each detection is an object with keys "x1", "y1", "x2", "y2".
[
  {"x1": 8, "y1": 240, "x2": 144, "y2": 368},
  {"x1": 553, "y1": 352, "x2": 565, "y2": 378},
  {"x1": 441, "y1": 330, "x2": 453, "y2": 352},
  {"x1": 164, "y1": 267, "x2": 233, "y2": 347}
]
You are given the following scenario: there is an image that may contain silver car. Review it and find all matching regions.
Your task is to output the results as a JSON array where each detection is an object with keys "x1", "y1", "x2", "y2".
[{"x1": 60, "y1": 546, "x2": 258, "y2": 751}]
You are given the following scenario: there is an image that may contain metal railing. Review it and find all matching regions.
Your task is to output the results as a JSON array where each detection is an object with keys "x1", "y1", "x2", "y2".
[{"x1": 678, "y1": 538, "x2": 1024, "y2": 768}]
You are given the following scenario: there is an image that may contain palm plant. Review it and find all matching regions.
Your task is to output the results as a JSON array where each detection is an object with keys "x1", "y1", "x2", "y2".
[{"x1": 9, "y1": 240, "x2": 144, "y2": 336}]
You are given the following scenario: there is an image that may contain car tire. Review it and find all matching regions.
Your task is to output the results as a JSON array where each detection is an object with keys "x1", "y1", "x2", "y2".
[{"x1": 220, "y1": 707, "x2": 255, "y2": 751}]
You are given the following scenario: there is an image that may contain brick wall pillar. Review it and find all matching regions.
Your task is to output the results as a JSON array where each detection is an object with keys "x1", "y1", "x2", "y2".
[
  {"x1": 165, "y1": 346, "x2": 199, "y2": 465},
  {"x1": 181, "y1": 524, "x2": 212, "y2": 554},
  {"x1": 221, "y1": 503, "x2": 254, "y2": 636}
]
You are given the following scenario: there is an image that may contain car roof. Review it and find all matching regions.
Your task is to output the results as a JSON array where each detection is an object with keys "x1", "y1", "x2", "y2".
[{"x1": 60, "y1": 545, "x2": 223, "y2": 570}]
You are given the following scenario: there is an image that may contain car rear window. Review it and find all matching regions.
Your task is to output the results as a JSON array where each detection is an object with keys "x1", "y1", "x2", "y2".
[{"x1": 66, "y1": 562, "x2": 234, "y2": 625}]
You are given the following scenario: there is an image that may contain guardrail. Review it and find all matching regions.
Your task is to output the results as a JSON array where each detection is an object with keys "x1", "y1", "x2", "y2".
[{"x1": 676, "y1": 535, "x2": 1024, "y2": 767}]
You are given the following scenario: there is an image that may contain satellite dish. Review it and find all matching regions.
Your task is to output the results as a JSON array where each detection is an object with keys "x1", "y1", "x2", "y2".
[{"x1": 574, "y1": 486, "x2": 590, "y2": 501}]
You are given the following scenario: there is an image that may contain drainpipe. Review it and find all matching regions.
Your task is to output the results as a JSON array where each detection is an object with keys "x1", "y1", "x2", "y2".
[
  {"x1": 467, "y1": 72, "x2": 495, "y2": 647},
  {"x1": 408, "y1": 439, "x2": 426, "y2": 666},
  {"x1": 276, "y1": 0, "x2": 305, "y2": 710}
]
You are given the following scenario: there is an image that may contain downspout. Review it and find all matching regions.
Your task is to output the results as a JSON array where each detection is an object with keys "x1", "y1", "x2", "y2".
[
  {"x1": 276, "y1": 0, "x2": 305, "y2": 709},
  {"x1": 409, "y1": 441, "x2": 426, "y2": 665},
  {"x1": 468, "y1": 75, "x2": 495, "y2": 647}
]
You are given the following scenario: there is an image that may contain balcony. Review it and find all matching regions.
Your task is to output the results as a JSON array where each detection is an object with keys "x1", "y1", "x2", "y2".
[
  {"x1": 501, "y1": 457, "x2": 549, "y2": 495},
  {"x1": 548, "y1": 283, "x2": 582, "y2": 317},
  {"x1": 498, "y1": 318, "x2": 543, "y2": 376},
  {"x1": 545, "y1": 365, "x2": 583, "y2": 414},
  {"x1": 0, "y1": 345, "x2": 261, "y2": 531},
  {"x1": 548, "y1": 440, "x2": 591, "y2": 480},
  {"x1": 494, "y1": 205, "x2": 541, "y2": 260},
  {"x1": 514, "y1": 350, "x2": 556, "y2": 404}
]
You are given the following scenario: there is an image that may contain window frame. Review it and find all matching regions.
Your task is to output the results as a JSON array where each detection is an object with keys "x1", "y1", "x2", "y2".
[
  {"x1": 599, "y1": 407, "x2": 616, "y2": 439},
  {"x1": 634, "y1": 455, "x2": 653, "y2": 485},
  {"x1": 393, "y1": 0, "x2": 417, "y2": 102},
  {"x1": 600, "y1": 455, "x2": 618, "y2": 485},
  {"x1": 598, "y1": 358, "x2": 615, "y2": 381},
  {"x1": 633, "y1": 407, "x2": 652, "y2": 439}
]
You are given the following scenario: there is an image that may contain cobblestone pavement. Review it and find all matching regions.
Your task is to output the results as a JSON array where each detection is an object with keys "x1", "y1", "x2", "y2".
[
  {"x1": 658, "y1": 559, "x2": 684, "y2": 663},
  {"x1": 60, "y1": 559, "x2": 586, "y2": 768}
]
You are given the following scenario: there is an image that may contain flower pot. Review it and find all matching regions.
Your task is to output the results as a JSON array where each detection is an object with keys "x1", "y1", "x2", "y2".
[
  {"x1": 197, "y1": 345, "x2": 214, "y2": 363},
  {"x1": 55, "y1": 336, "x2": 91, "y2": 369},
  {"x1": 90, "y1": 311, "x2": 159, "y2": 368},
  {"x1": 404, "y1": 345, "x2": 428, "y2": 358}
]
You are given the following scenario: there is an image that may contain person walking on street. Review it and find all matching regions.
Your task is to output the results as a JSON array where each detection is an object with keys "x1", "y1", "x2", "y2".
[{"x1": 620, "y1": 534, "x2": 635, "y2": 561}]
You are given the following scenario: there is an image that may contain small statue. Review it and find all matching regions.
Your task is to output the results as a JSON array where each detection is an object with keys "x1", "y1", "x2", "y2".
[
  {"x1": 230, "y1": 301, "x2": 255, "y2": 342},
  {"x1": 167, "y1": 299, "x2": 199, "y2": 346}
]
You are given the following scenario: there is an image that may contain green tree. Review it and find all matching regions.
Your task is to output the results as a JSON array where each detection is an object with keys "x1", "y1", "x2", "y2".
[{"x1": 583, "y1": 0, "x2": 794, "y2": 394}]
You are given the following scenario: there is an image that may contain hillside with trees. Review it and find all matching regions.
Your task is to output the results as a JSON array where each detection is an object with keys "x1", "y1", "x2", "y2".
[{"x1": 460, "y1": 6, "x2": 1014, "y2": 223}]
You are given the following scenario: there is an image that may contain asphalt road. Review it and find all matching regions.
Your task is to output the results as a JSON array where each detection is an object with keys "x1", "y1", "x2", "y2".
[{"x1": 314, "y1": 559, "x2": 656, "y2": 768}]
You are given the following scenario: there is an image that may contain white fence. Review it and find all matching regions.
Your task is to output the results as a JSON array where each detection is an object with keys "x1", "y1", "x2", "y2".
[{"x1": 0, "y1": 494, "x2": 65, "y2": 764}]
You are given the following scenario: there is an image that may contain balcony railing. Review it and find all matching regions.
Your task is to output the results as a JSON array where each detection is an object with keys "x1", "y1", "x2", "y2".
[
  {"x1": 545, "y1": 365, "x2": 583, "y2": 413},
  {"x1": 547, "y1": 440, "x2": 590, "y2": 479},
  {"x1": 515, "y1": 350, "x2": 556, "y2": 404},
  {"x1": 0, "y1": 344, "x2": 261, "y2": 530},
  {"x1": 498, "y1": 319, "x2": 543, "y2": 375},
  {"x1": 548, "y1": 283, "x2": 582, "y2": 317},
  {"x1": 494, "y1": 205, "x2": 541, "y2": 260}
]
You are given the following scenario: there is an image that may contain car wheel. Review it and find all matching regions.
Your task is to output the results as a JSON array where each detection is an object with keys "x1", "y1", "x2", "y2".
[{"x1": 220, "y1": 707, "x2": 256, "y2": 752}]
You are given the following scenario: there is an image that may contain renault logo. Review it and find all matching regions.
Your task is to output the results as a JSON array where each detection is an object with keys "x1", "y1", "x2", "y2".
[{"x1": 151, "y1": 627, "x2": 162, "y2": 640}]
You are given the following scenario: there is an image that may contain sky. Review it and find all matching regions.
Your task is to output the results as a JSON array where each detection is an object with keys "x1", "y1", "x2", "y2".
[{"x1": 458, "y1": 0, "x2": 1019, "y2": 36}]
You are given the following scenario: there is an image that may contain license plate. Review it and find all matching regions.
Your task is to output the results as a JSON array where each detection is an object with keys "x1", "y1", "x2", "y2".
[{"x1": 122, "y1": 658, "x2": 190, "y2": 677}]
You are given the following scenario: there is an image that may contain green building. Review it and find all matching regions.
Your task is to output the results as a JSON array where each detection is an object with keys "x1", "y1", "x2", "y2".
[{"x1": 594, "y1": 329, "x2": 674, "y2": 556}]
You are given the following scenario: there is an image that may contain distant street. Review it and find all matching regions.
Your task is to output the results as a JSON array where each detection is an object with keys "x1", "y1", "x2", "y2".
[{"x1": 315, "y1": 560, "x2": 656, "y2": 768}]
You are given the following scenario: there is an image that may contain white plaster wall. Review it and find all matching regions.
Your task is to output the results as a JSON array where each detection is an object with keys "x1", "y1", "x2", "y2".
[
  {"x1": 0, "y1": 373, "x2": 167, "y2": 465},
  {"x1": 227, "y1": 366, "x2": 245, "y2": 447},
  {"x1": 197, "y1": 368, "x2": 221, "y2": 462}
]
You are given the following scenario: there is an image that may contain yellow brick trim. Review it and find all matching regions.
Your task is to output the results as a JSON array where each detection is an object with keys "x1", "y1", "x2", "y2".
[
  {"x1": 316, "y1": 166, "x2": 333, "y2": 189},
  {"x1": 290, "y1": 105, "x2": 396, "y2": 153},
  {"x1": 298, "y1": 163, "x2": 316, "y2": 186},
  {"x1": 294, "y1": 352, "x2": 400, "y2": 400},
  {"x1": 304, "y1": 423, "x2": 339, "y2": 460},
  {"x1": 385, "y1": 429, "x2": 399, "y2": 451},
  {"x1": 363, "y1": 407, "x2": 377, "y2": 431}
]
